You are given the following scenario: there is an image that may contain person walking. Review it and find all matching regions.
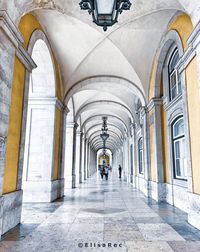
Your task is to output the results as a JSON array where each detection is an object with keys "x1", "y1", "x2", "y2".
[
  {"x1": 100, "y1": 166, "x2": 104, "y2": 179},
  {"x1": 104, "y1": 166, "x2": 109, "y2": 180},
  {"x1": 118, "y1": 165, "x2": 122, "y2": 179}
]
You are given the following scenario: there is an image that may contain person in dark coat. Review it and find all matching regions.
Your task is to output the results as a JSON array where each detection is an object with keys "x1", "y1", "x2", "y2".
[{"x1": 118, "y1": 165, "x2": 122, "y2": 179}]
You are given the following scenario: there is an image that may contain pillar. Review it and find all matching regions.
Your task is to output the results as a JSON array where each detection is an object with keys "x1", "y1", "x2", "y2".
[
  {"x1": 87, "y1": 141, "x2": 90, "y2": 178},
  {"x1": 64, "y1": 122, "x2": 78, "y2": 189},
  {"x1": 141, "y1": 106, "x2": 150, "y2": 197},
  {"x1": 83, "y1": 137, "x2": 88, "y2": 180},
  {"x1": 80, "y1": 133, "x2": 85, "y2": 182},
  {"x1": 147, "y1": 98, "x2": 165, "y2": 202},
  {"x1": 79, "y1": 132, "x2": 84, "y2": 183},
  {"x1": 71, "y1": 122, "x2": 78, "y2": 189},
  {"x1": 0, "y1": 11, "x2": 36, "y2": 236},
  {"x1": 130, "y1": 123, "x2": 136, "y2": 186},
  {"x1": 75, "y1": 131, "x2": 81, "y2": 186},
  {"x1": 22, "y1": 99, "x2": 64, "y2": 202}
]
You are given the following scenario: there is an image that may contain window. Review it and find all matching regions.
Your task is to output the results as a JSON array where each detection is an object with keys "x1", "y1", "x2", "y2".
[
  {"x1": 138, "y1": 138, "x2": 143, "y2": 174},
  {"x1": 172, "y1": 117, "x2": 187, "y2": 180},
  {"x1": 168, "y1": 48, "x2": 181, "y2": 100}
]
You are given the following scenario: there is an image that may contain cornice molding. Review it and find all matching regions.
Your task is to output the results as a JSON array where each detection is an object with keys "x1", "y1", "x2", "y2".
[
  {"x1": 0, "y1": 10, "x2": 36, "y2": 72},
  {"x1": 177, "y1": 21, "x2": 200, "y2": 73},
  {"x1": 147, "y1": 98, "x2": 163, "y2": 112}
]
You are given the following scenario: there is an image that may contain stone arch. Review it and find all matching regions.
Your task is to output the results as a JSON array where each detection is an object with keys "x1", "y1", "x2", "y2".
[
  {"x1": 148, "y1": 13, "x2": 193, "y2": 100},
  {"x1": 64, "y1": 76, "x2": 146, "y2": 106},
  {"x1": 75, "y1": 100, "x2": 134, "y2": 123},
  {"x1": 22, "y1": 28, "x2": 61, "y2": 202}
]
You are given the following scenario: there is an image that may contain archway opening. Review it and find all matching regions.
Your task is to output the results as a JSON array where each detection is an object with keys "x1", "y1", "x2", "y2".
[{"x1": 22, "y1": 39, "x2": 56, "y2": 202}]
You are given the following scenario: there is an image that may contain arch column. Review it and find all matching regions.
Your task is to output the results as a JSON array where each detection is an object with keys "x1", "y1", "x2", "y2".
[
  {"x1": 58, "y1": 107, "x2": 69, "y2": 197},
  {"x1": 84, "y1": 138, "x2": 89, "y2": 180},
  {"x1": 64, "y1": 122, "x2": 78, "y2": 189},
  {"x1": 0, "y1": 11, "x2": 36, "y2": 236},
  {"x1": 123, "y1": 137, "x2": 129, "y2": 182},
  {"x1": 88, "y1": 147, "x2": 96, "y2": 176},
  {"x1": 22, "y1": 99, "x2": 64, "y2": 202},
  {"x1": 80, "y1": 133, "x2": 85, "y2": 183},
  {"x1": 0, "y1": 25, "x2": 17, "y2": 195},
  {"x1": 141, "y1": 107, "x2": 150, "y2": 197},
  {"x1": 79, "y1": 132, "x2": 84, "y2": 183},
  {"x1": 75, "y1": 131, "x2": 81, "y2": 186},
  {"x1": 129, "y1": 123, "x2": 136, "y2": 186},
  {"x1": 148, "y1": 98, "x2": 165, "y2": 202},
  {"x1": 86, "y1": 141, "x2": 90, "y2": 178}
]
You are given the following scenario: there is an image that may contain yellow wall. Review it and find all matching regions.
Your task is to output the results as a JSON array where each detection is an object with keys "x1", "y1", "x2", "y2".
[
  {"x1": 169, "y1": 14, "x2": 193, "y2": 51},
  {"x1": 3, "y1": 13, "x2": 62, "y2": 193},
  {"x1": 148, "y1": 55, "x2": 158, "y2": 100},
  {"x1": 161, "y1": 105, "x2": 170, "y2": 183},
  {"x1": 3, "y1": 57, "x2": 26, "y2": 193},
  {"x1": 149, "y1": 110, "x2": 156, "y2": 182},
  {"x1": 53, "y1": 108, "x2": 61, "y2": 180},
  {"x1": 185, "y1": 57, "x2": 200, "y2": 194},
  {"x1": 99, "y1": 155, "x2": 110, "y2": 165}
]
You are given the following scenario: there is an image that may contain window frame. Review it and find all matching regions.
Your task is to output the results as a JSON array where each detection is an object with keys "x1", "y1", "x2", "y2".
[
  {"x1": 171, "y1": 116, "x2": 187, "y2": 181},
  {"x1": 168, "y1": 48, "x2": 182, "y2": 101},
  {"x1": 138, "y1": 137, "x2": 143, "y2": 175}
]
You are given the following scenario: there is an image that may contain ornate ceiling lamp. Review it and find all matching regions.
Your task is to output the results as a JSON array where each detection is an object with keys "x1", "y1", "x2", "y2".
[
  {"x1": 79, "y1": 0, "x2": 132, "y2": 31},
  {"x1": 100, "y1": 117, "x2": 109, "y2": 155}
]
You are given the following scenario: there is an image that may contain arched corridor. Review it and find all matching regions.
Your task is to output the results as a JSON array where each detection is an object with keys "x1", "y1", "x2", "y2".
[{"x1": 0, "y1": 0, "x2": 200, "y2": 251}]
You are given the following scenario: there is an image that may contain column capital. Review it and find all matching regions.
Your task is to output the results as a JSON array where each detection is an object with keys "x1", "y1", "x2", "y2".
[
  {"x1": 74, "y1": 122, "x2": 79, "y2": 130},
  {"x1": 0, "y1": 136, "x2": 7, "y2": 145},
  {"x1": 147, "y1": 98, "x2": 163, "y2": 112},
  {"x1": 175, "y1": 20, "x2": 200, "y2": 74},
  {"x1": 140, "y1": 106, "x2": 148, "y2": 116},
  {"x1": 66, "y1": 122, "x2": 79, "y2": 129},
  {"x1": 130, "y1": 123, "x2": 136, "y2": 137},
  {"x1": 62, "y1": 106, "x2": 70, "y2": 115},
  {"x1": 187, "y1": 20, "x2": 200, "y2": 50},
  {"x1": 0, "y1": 136, "x2": 7, "y2": 157}
]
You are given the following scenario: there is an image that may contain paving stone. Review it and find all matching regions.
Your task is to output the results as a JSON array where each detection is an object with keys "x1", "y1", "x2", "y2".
[{"x1": 1, "y1": 174, "x2": 200, "y2": 251}]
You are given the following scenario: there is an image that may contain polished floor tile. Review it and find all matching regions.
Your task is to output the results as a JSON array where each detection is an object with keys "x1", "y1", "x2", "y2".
[{"x1": 1, "y1": 173, "x2": 200, "y2": 251}]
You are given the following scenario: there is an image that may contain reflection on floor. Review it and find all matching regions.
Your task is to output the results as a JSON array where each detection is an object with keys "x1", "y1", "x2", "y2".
[{"x1": 1, "y1": 172, "x2": 200, "y2": 251}]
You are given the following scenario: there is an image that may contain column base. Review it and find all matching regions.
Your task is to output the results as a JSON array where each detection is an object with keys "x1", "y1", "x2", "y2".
[
  {"x1": 1, "y1": 190, "x2": 23, "y2": 236},
  {"x1": 79, "y1": 173, "x2": 82, "y2": 184},
  {"x1": 188, "y1": 192, "x2": 200, "y2": 230},
  {"x1": 135, "y1": 176, "x2": 149, "y2": 197},
  {"x1": 149, "y1": 181, "x2": 166, "y2": 202},
  {"x1": 129, "y1": 174, "x2": 134, "y2": 184},
  {"x1": 72, "y1": 175, "x2": 76, "y2": 188},
  {"x1": 148, "y1": 181, "x2": 189, "y2": 212},
  {"x1": 123, "y1": 172, "x2": 128, "y2": 182},
  {"x1": 22, "y1": 179, "x2": 64, "y2": 202}
]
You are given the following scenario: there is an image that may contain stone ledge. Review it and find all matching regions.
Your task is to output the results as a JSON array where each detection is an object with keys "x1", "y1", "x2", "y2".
[
  {"x1": 1, "y1": 190, "x2": 23, "y2": 236},
  {"x1": 22, "y1": 179, "x2": 64, "y2": 202},
  {"x1": 188, "y1": 192, "x2": 200, "y2": 230}
]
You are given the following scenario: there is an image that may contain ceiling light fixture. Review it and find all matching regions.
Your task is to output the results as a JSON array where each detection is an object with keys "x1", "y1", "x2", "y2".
[{"x1": 79, "y1": 0, "x2": 132, "y2": 31}]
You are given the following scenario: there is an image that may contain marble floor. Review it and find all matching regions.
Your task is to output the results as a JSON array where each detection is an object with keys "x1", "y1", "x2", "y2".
[{"x1": 1, "y1": 172, "x2": 200, "y2": 252}]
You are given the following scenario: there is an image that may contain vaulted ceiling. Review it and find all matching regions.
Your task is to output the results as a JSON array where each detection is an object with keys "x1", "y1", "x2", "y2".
[{"x1": 1, "y1": 0, "x2": 199, "y2": 153}]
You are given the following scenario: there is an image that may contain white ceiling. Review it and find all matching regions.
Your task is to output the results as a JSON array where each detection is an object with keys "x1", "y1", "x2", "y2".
[{"x1": 1, "y1": 0, "x2": 199, "y2": 152}]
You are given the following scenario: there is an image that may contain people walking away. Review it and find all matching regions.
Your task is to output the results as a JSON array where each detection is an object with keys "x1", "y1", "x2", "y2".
[
  {"x1": 104, "y1": 166, "x2": 109, "y2": 180},
  {"x1": 118, "y1": 165, "x2": 122, "y2": 179},
  {"x1": 100, "y1": 166, "x2": 104, "y2": 179}
]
